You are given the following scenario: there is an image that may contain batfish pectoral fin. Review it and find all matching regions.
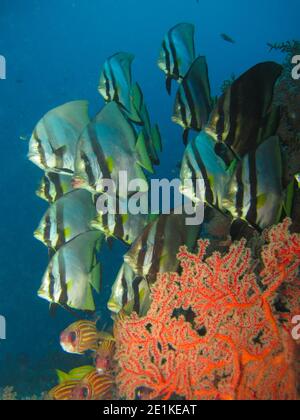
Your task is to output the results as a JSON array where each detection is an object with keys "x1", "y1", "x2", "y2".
[
  {"x1": 136, "y1": 131, "x2": 154, "y2": 174},
  {"x1": 89, "y1": 262, "x2": 101, "y2": 294},
  {"x1": 151, "y1": 124, "x2": 163, "y2": 155}
]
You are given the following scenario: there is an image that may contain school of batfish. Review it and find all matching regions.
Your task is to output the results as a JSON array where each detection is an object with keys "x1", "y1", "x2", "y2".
[{"x1": 26, "y1": 23, "x2": 299, "y2": 400}]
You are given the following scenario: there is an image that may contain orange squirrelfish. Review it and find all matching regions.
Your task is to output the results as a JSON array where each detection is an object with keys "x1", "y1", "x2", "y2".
[
  {"x1": 60, "y1": 320, "x2": 113, "y2": 355},
  {"x1": 95, "y1": 340, "x2": 116, "y2": 374},
  {"x1": 71, "y1": 370, "x2": 114, "y2": 400},
  {"x1": 48, "y1": 381, "x2": 79, "y2": 400}
]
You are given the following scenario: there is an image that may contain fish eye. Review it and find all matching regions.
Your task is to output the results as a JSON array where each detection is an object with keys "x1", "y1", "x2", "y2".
[
  {"x1": 81, "y1": 386, "x2": 89, "y2": 400},
  {"x1": 69, "y1": 331, "x2": 77, "y2": 343},
  {"x1": 135, "y1": 387, "x2": 152, "y2": 400}
]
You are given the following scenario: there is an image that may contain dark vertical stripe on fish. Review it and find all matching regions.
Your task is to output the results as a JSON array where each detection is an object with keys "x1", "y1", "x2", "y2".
[
  {"x1": 168, "y1": 32, "x2": 180, "y2": 80},
  {"x1": 190, "y1": 141, "x2": 214, "y2": 205},
  {"x1": 133, "y1": 276, "x2": 144, "y2": 314},
  {"x1": 44, "y1": 214, "x2": 52, "y2": 249},
  {"x1": 178, "y1": 91, "x2": 188, "y2": 129},
  {"x1": 121, "y1": 272, "x2": 128, "y2": 307},
  {"x1": 181, "y1": 78, "x2": 198, "y2": 129},
  {"x1": 162, "y1": 40, "x2": 171, "y2": 76},
  {"x1": 136, "y1": 226, "x2": 152, "y2": 276},
  {"x1": 215, "y1": 95, "x2": 226, "y2": 142},
  {"x1": 148, "y1": 216, "x2": 167, "y2": 282},
  {"x1": 88, "y1": 126, "x2": 112, "y2": 182},
  {"x1": 103, "y1": 70, "x2": 112, "y2": 101},
  {"x1": 34, "y1": 130, "x2": 47, "y2": 169},
  {"x1": 54, "y1": 146, "x2": 65, "y2": 171},
  {"x1": 49, "y1": 173, "x2": 64, "y2": 200},
  {"x1": 186, "y1": 156, "x2": 198, "y2": 200},
  {"x1": 56, "y1": 201, "x2": 66, "y2": 249},
  {"x1": 108, "y1": 63, "x2": 120, "y2": 103},
  {"x1": 235, "y1": 164, "x2": 244, "y2": 218},
  {"x1": 102, "y1": 211, "x2": 109, "y2": 231},
  {"x1": 81, "y1": 151, "x2": 96, "y2": 188},
  {"x1": 246, "y1": 152, "x2": 258, "y2": 225},
  {"x1": 58, "y1": 251, "x2": 68, "y2": 306},
  {"x1": 113, "y1": 215, "x2": 125, "y2": 241},
  {"x1": 48, "y1": 262, "x2": 55, "y2": 302},
  {"x1": 113, "y1": 200, "x2": 124, "y2": 240},
  {"x1": 43, "y1": 175, "x2": 52, "y2": 202}
]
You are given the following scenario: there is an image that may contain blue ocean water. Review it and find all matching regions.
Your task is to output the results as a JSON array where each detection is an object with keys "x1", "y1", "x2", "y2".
[{"x1": 0, "y1": 0, "x2": 299, "y2": 396}]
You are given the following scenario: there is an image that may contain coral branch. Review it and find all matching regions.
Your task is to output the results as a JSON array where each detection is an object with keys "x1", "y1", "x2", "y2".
[{"x1": 114, "y1": 219, "x2": 300, "y2": 400}]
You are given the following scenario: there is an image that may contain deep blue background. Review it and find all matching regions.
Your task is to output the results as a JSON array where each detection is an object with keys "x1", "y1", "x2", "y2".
[{"x1": 0, "y1": 0, "x2": 299, "y2": 394}]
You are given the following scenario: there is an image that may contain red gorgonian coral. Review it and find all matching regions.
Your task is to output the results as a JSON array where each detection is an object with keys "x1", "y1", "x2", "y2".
[{"x1": 114, "y1": 219, "x2": 300, "y2": 400}]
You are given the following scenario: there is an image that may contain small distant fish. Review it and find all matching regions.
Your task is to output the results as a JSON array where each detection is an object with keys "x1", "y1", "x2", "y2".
[
  {"x1": 38, "y1": 231, "x2": 104, "y2": 312},
  {"x1": 108, "y1": 262, "x2": 151, "y2": 316},
  {"x1": 172, "y1": 56, "x2": 213, "y2": 145},
  {"x1": 158, "y1": 23, "x2": 196, "y2": 94},
  {"x1": 73, "y1": 102, "x2": 152, "y2": 198},
  {"x1": 71, "y1": 370, "x2": 114, "y2": 400},
  {"x1": 206, "y1": 62, "x2": 283, "y2": 159},
  {"x1": 98, "y1": 52, "x2": 141, "y2": 123},
  {"x1": 36, "y1": 172, "x2": 74, "y2": 203},
  {"x1": 34, "y1": 189, "x2": 97, "y2": 254},
  {"x1": 295, "y1": 173, "x2": 300, "y2": 188},
  {"x1": 220, "y1": 33, "x2": 236, "y2": 44},
  {"x1": 94, "y1": 340, "x2": 116, "y2": 374},
  {"x1": 28, "y1": 101, "x2": 90, "y2": 174}
]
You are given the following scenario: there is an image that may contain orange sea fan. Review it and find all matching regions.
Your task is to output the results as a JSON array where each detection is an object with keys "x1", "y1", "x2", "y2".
[{"x1": 114, "y1": 219, "x2": 300, "y2": 400}]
